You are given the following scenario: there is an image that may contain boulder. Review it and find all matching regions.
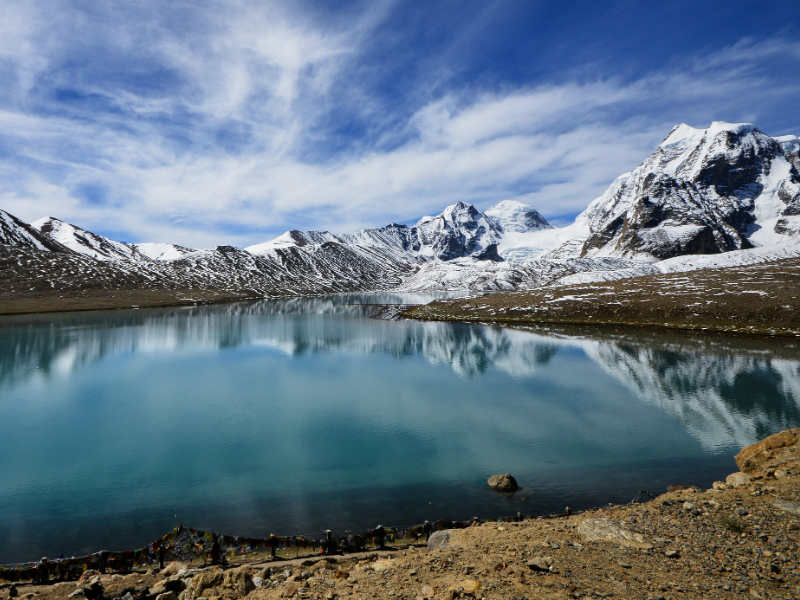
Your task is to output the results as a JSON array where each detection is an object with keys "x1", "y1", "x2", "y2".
[
  {"x1": 576, "y1": 518, "x2": 652, "y2": 549},
  {"x1": 83, "y1": 582, "x2": 104, "y2": 600},
  {"x1": 77, "y1": 570, "x2": 101, "y2": 585},
  {"x1": 447, "y1": 579, "x2": 481, "y2": 596},
  {"x1": 150, "y1": 576, "x2": 186, "y2": 596},
  {"x1": 526, "y1": 555, "x2": 555, "y2": 573},
  {"x1": 186, "y1": 567, "x2": 223, "y2": 597},
  {"x1": 735, "y1": 428, "x2": 800, "y2": 474},
  {"x1": 427, "y1": 530, "x2": 453, "y2": 551},
  {"x1": 774, "y1": 499, "x2": 800, "y2": 516},
  {"x1": 159, "y1": 562, "x2": 188, "y2": 577},
  {"x1": 223, "y1": 567, "x2": 255, "y2": 595},
  {"x1": 487, "y1": 473, "x2": 518, "y2": 492},
  {"x1": 725, "y1": 472, "x2": 751, "y2": 488}
]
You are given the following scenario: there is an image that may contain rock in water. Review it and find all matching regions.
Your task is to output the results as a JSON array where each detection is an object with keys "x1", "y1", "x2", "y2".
[{"x1": 487, "y1": 473, "x2": 518, "y2": 492}]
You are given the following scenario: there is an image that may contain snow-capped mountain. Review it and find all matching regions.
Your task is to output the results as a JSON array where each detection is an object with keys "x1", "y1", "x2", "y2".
[
  {"x1": 2, "y1": 121, "x2": 800, "y2": 298},
  {"x1": 130, "y1": 242, "x2": 196, "y2": 261},
  {"x1": 248, "y1": 201, "x2": 511, "y2": 263},
  {"x1": 30, "y1": 217, "x2": 197, "y2": 263},
  {"x1": 578, "y1": 122, "x2": 800, "y2": 260},
  {"x1": 409, "y1": 201, "x2": 505, "y2": 260},
  {"x1": 485, "y1": 200, "x2": 550, "y2": 233},
  {"x1": 32, "y1": 217, "x2": 145, "y2": 262},
  {"x1": 246, "y1": 230, "x2": 342, "y2": 254},
  {"x1": 0, "y1": 209, "x2": 68, "y2": 252},
  {"x1": 777, "y1": 135, "x2": 800, "y2": 171}
]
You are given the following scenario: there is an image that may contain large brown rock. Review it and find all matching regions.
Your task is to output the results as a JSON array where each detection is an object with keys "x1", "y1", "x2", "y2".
[
  {"x1": 577, "y1": 518, "x2": 653, "y2": 550},
  {"x1": 735, "y1": 428, "x2": 800, "y2": 474},
  {"x1": 427, "y1": 530, "x2": 453, "y2": 551},
  {"x1": 725, "y1": 472, "x2": 751, "y2": 487},
  {"x1": 223, "y1": 567, "x2": 255, "y2": 596},
  {"x1": 77, "y1": 570, "x2": 101, "y2": 585},
  {"x1": 487, "y1": 473, "x2": 518, "y2": 492},
  {"x1": 185, "y1": 567, "x2": 223, "y2": 599}
]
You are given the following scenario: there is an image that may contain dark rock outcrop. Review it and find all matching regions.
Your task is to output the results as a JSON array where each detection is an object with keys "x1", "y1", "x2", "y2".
[{"x1": 487, "y1": 473, "x2": 518, "y2": 492}]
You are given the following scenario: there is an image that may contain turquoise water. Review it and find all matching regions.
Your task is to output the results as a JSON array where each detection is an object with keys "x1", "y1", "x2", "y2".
[{"x1": 1, "y1": 294, "x2": 799, "y2": 562}]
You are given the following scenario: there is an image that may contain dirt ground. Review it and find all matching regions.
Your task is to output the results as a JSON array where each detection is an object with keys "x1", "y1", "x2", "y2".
[
  {"x1": 403, "y1": 258, "x2": 800, "y2": 337},
  {"x1": 0, "y1": 289, "x2": 260, "y2": 317},
  {"x1": 3, "y1": 430, "x2": 799, "y2": 600}
]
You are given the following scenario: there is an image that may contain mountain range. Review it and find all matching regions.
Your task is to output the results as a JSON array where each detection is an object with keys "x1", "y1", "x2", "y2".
[{"x1": 2, "y1": 121, "x2": 799, "y2": 298}]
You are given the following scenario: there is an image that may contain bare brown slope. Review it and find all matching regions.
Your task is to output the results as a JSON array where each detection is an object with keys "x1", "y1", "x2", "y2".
[{"x1": 404, "y1": 258, "x2": 800, "y2": 337}]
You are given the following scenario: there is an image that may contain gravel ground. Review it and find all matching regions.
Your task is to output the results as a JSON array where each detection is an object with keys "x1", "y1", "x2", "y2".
[
  {"x1": 403, "y1": 258, "x2": 800, "y2": 337},
  {"x1": 0, "y1": 288, "x2": 260, "y2": 316}
]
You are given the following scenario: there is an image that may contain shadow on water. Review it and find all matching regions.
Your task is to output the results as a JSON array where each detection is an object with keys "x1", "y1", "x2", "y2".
[{"x1": 0, "y1": 294, "x2": 798, "y2": 561}]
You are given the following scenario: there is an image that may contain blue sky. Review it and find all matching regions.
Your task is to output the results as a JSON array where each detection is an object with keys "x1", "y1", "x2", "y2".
[{"x1": 1, "y1": 0, "x2": 799, "y2": 247}]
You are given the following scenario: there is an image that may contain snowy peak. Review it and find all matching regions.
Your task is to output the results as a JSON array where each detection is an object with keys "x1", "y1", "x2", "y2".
[
  {"x1": 661, "y1": 121, "x2": 757, "y2": 146},
  {"x1": 0, "y1": 209, "x2": 69, "y2": 252},
  {"x1": 131, "y1": 242, "x2": 196, "y2": 261},
  {"x1": 412, "y1": 201, "x2": 503, "y2": 261},
  {"x1": 248, "y1": 201, "x2": 508, "y2": 263},
  {"x1": 485, "y1": 200, "x2": 551, "y2": 233},
  {"x1": 579, "y1": 121, "x2": 800, "y2": 260},
  {"x1": 246, "y1": 230, "x2": 342, "y2": 255},
  {"x1": 655, "y1": 121, "x2": 779, "y2": 182},
  {"x1": 777, "y1": 135, "x2": 800, "y2": 172},
  {"x1": 32, "y1": 217, "x2": 143, "y2": 262}
]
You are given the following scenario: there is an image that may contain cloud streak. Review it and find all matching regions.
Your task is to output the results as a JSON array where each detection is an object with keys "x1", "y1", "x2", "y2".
[{"x1": 0, "y1": 1, "x2": 799, "y2": 247}]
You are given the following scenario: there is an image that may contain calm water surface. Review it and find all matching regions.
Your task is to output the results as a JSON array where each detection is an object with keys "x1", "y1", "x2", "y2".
[{"x1": 1, "y1": 293, "x2": 799, "y2": 562}]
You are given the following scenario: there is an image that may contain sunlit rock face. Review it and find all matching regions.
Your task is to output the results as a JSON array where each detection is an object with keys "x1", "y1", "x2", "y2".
[{"x1": 579, "y1": 122, "x2": 800, "y2": 260}]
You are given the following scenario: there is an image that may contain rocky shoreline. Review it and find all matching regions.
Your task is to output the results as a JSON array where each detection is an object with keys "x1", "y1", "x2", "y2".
[{"x1": 2, "y1": 430, "x2": 799, "y2": 599}]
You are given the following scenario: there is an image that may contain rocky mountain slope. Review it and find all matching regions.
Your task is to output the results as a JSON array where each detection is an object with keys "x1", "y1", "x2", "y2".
[
  {"x1": 578, "y1": 122, "x2": 800, "y2": 259},
  {"x1": 1, "y1": 121, "x2": 799, "y2": 303},
  {"x1": 247, "y1": 201, "x2": 514, "y2": 262},
  {"x1": 31, "y1": 217, "x2": 146, "y2": 262},
  {"x1": 0, "y1": 209, "x2": 69, "y2": 252}
]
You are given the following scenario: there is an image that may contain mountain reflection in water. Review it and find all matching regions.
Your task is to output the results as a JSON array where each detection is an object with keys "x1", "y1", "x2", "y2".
[{"x1": 0, "y1": 293, "x2": 798, "y2": 562}]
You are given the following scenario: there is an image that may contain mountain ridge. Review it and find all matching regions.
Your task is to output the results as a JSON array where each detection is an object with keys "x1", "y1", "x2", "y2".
[
  {"x1": 578, "y1": 121, "x2": 800, "y2": 260},
  {"x1": 2, "y1": 121, "x2": 799, "y2": 299}
]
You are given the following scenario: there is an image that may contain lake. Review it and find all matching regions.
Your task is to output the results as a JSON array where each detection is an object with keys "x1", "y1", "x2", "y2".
[{"x1": 1, "y1": 293, "x2": 799, "y2": 562}]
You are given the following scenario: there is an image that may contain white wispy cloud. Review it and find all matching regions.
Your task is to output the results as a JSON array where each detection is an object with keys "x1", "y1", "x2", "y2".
[{"x1": 0, "y1": 2, "x2": 798, "y2": 247}]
